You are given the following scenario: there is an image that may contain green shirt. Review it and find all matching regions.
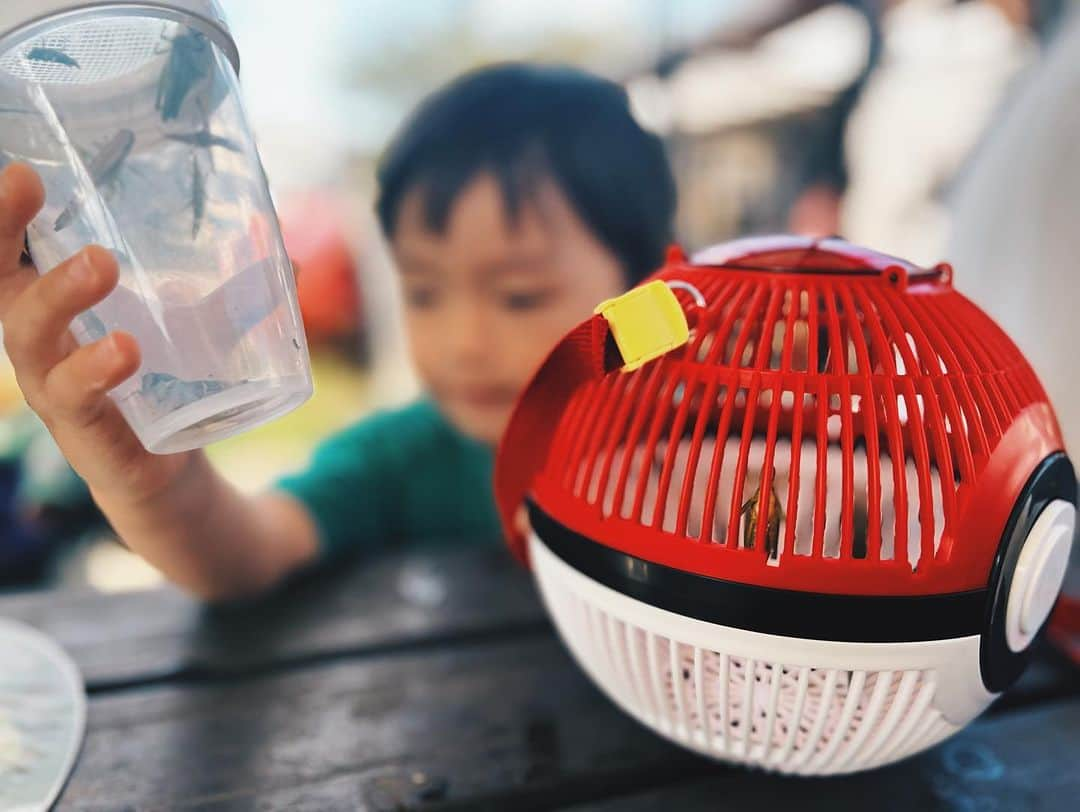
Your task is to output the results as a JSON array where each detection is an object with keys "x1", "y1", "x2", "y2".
[{"x1": 275, "y1": 399, "x2": 503, "y2": 560}]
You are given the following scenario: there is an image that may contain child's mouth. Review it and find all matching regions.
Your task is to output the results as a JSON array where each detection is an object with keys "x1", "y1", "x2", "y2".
[{"x1": 459, "y1": 386, "x2": 515, "y2": 409}]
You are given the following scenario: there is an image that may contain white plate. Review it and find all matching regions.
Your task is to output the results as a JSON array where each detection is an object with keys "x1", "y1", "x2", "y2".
[{"x1": 0, "y1": 618, "x2": 86, "y2": 812}]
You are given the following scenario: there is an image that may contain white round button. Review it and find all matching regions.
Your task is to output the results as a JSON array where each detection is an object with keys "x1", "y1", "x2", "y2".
[{"x1": 1005, "y1": 499, "x2": 1076, "y2": 653}]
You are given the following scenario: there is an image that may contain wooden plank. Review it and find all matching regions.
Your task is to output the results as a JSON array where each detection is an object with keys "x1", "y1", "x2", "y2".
[
  {"x1": 55, "y1": 629, "x2": 1080, "y2": 811},
  {"x1": 569, "y1": 699, "x2": 1080, "y2": 812},
  {"x1": 56, "y1": 636, "x2": 713, "y2": 811},
  {"x1": 2, "y1": 545, "x2": 1075, "y2": 708},
  {"x1": 0, "y1": 548, "x2": 549, "y2": 690}
]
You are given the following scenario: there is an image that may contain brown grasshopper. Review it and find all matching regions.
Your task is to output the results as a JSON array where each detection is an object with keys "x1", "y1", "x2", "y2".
[{"x1": 740, "y1": 481, "x2": 784, "y2": 558}]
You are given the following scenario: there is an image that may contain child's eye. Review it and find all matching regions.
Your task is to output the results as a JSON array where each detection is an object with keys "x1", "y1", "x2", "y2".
[
  {"x1": 499, "y1": 290, "x2": 554, "y2": 311},
  {"x1": 405, "y1": 287, "x2": 439, "y2": 308}
]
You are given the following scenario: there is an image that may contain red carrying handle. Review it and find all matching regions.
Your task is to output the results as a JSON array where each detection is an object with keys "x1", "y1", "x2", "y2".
[
  {"x1": 494, "y1": 313, "x2": 619, "y2": 564},
  {"x1": 494, "y1": 278, "x2": 695, "y2": 564}
]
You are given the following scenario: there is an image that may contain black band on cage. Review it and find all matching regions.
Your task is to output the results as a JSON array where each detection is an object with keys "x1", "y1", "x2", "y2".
[
  {"x1": 981, "y1": 452, "x2": 1077, "y2": 693},
  {"x1": 527, "y1": 500, "x2": 989, "y2": 643}
]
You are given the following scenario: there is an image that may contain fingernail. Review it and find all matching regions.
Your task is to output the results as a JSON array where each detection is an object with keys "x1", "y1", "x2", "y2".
[
  {"x1": 93, "y1": 334, "x2": 117, "y2": 361},
  {"x1": 71, "y1": 250, "x2": 96, "y2": 284}
]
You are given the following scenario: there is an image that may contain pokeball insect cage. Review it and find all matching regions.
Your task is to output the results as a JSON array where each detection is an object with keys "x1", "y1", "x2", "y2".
[{"x1": 495, "y1": 236, "x2": 1077, "y2": 775}]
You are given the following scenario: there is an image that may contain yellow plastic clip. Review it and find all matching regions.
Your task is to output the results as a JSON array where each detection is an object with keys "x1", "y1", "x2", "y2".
[{"x1": 594, "y1": 280, "x2": 690, "y2": 372}]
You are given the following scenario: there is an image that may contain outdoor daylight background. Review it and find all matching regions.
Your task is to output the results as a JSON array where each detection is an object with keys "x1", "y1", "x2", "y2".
[{"x1": 1, "y1": 0, "x2": 1075, "y2": 592}]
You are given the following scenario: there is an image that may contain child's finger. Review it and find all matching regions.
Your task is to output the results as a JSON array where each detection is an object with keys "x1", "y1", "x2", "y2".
[
  {"x1": 41, "y1": 332, "x2": 140, "y2": 429},
  {"x1": 0, "y1": 248, "x2": 38, "y2": 322},
  {"x1": 514, "y1": 505, "x2": 532, "y2": 539},
  {"x1": 0, "y1": 164, "x2": 44, "y2": 246},
  {"x1": 2, "y1": 246, "x2": 119, "y2": 380},
  {"x1": 0, "y1": 163, "x2": 46, "y2": 314}
]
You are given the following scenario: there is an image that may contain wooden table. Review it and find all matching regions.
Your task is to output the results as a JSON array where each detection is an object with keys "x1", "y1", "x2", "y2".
[{"x1": 2, "y1": 547, "x2": 1078, "y2": 811}]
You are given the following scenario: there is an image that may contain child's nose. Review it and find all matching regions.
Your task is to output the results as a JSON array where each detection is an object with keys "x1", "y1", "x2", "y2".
[{"x1": 447, "y1": 304, "x2": 490, "y2": 362}]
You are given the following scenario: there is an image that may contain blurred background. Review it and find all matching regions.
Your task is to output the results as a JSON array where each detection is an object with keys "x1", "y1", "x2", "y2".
[{"x1": 2, "y1": 0, "x2": 1077, "y2": 593}]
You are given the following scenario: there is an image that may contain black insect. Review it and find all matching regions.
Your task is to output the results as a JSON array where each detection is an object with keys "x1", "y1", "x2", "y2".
[
  {"x1": 26, "y1": 47, "x2": 79, "y2": 68},
  {"x1": 165, "y1": 100, "x2": 241, "y2": 171},
  {"x1": 166, "y1": 129, "x2": 241, "y2": 155},
  {"x1": 155, "y1": 30, "x2": 211, "y2": 121},
  {"x1": 141, "y1": 372, "x2": 228, "y2": 411},
  {"x1": 54, "y1": 130, "x2": 136, "y2": 231},
  {"x1": 190, "y1": 152, "x2": 207, "y2": 238}
]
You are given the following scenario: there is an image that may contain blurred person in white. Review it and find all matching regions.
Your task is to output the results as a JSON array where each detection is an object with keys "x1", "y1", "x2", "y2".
[
  {"x1": 948, "y1": 7, "x2": 1080, "y2": 646},
  {"x1": 840, "y1": 0, "x2": 1038, "y2": 265}
]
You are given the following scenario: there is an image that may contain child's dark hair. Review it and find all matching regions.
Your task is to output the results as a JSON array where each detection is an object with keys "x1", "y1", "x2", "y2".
[{"x1": 376, "y1": 63, "x2": 677, "y2": 286}]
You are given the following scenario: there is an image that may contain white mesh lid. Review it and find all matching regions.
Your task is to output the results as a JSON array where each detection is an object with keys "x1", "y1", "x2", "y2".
[{"x1": 0, "y1": 1, "x2": 238, "y2": 83}]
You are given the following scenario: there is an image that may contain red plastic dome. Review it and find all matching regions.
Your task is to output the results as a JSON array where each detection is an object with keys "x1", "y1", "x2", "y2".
[{"x1": 496, "y1": 236, "x2": 1066, "y2": 597}]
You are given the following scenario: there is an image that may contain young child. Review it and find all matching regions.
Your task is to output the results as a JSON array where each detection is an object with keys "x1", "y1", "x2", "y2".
[{"x1": 0, "y1": 63, "x2": 676, "y2": 599}]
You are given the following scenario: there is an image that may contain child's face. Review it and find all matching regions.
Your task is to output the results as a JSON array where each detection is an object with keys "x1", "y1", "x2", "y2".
[{"x1": 391, "y1": 173, "x2": 625, "y2": 446}]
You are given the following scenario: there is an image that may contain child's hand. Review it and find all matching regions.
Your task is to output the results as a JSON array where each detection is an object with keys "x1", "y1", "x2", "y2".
[{"x1": 0, "y1": 163, "x2": 193, "y2": 505}]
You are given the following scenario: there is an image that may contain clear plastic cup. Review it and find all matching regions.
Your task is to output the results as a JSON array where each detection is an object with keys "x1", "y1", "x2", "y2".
[{"x1": 0, "y1": 3, "x2": 313, "y2": 453}]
